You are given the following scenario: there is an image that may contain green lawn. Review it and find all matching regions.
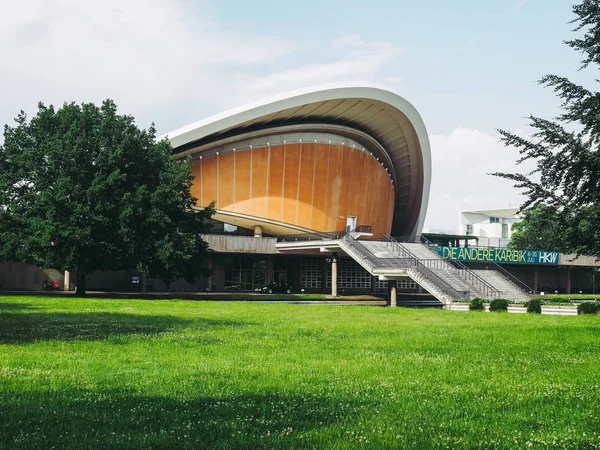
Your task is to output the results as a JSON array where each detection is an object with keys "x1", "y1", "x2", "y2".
[{"x1": 1, "y1": 297, "x2": 599, "y2": 449}]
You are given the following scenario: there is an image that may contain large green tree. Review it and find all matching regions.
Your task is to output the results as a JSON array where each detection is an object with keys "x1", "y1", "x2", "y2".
[
  {"x1": 507, "y1": 204, "x2": 568, "y2": 252},
  {"x1": 494, "y1": 0, "x2": 600, "y2": 259},
  {"x1": 0, "y1": 100, "x2": 214, "y2": 294}
]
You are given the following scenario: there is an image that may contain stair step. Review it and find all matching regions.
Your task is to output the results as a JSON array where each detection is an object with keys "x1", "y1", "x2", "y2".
[{"x1": 341, "y1": 238, "x2": 531, "y2": 304}]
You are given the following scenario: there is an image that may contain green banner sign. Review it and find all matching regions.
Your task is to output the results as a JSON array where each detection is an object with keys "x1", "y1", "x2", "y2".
[{"x1": 434, "y1": 246, "x2": 560, "y2": 265}]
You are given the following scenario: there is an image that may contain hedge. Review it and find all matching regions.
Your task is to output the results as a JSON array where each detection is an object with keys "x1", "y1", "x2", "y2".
[
  {"x1": 577, "y1": 301, "x2": 600, "y2": 315},
  {"x1": 469, "y1": 298, "x2": 485, "y2": 311},
  {"x1": 489, "y1": 299, "x2": 510, "y2": 312},
  {"x1": 524, "y1": 299, "x2": 544, "y2": 314}
]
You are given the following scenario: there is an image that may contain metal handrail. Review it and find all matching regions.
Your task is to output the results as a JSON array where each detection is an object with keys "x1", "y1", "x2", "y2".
[
  {"x1": 449, "y1": 259, "x2": 502, "y2": 299},
  {"x1": 419, "y1": 236, "x2": 534, "y2": 298},
  {"x1": 381, "y1": 234, "x2": 470, "y2": 300},
  {"x1": 488, "y1": 261, "x2": 536, "y2": 296},
  {"x1": 278, "y1": 225, "x2": 373, "y2": 243},
  {"x1": 277, "y1": 229, "x2": 347, "y2": 242},
  {"x1": 389, "y1": 235, "x2": 422, "y2": 243},
  {"x1": 418, "y1": 236, "x2": 502, "y2": 299},
  {"x1": 342, "y1": 235, "x2": 415, "y2": 271}
]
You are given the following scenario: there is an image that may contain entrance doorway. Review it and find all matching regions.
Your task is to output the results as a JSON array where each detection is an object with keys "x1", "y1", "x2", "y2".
[{"x1": 346, "y1": 215, "x2": 357, "y2": 231}]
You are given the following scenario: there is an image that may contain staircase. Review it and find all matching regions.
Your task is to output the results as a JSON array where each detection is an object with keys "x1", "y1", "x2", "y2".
[
  {"x1": 338, "y1": 234, "x2": 531, "y2": 305},
  {"x1": 471, "y1": 269, "x2": 532, "y2": 302},
  {"x1": 339, "y1": 236, "x2": 470, "y2": 305}
]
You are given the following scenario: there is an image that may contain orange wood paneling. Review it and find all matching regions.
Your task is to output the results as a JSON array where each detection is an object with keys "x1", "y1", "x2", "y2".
[
  {"x1": 325, "y1": 144, "x2": 343, "y2": 230},
  {"x1": 282, "y1": 144, "x2": 300, "y2": 225},
  {"x1": 218, "y1": 153, "x2": 235, "y2": 210},
  {"x1": 201, "y1": 157, "x2": 217, "y2": 208},
  {"x1": 356, "y1": 155, "x2": 376, "y2": 226},
  {"x1": 191, "y1": 143, "x2": 395, "y2": 236},
  {"x1": 250, "y1": 147, "x2": 268, "y2": 218},
  {"x1": 296, "y1": 143, "x2": 316, "y2": 228},
  {"x1": 367, "y1": 161, "x2": 383, "y2": 227},
  {"x1": 311, "y1": 143, "x2": 329, "y2": 229},
  {"x1": 334, "y1": 146, "x2": 352, "y2": 231},
  {"x1": 267, "y1": 145, "x2": 285, "y2": 221},
  {"x1": 386, "y1": 184, "x2": 396, "y2": 234},
  {"x1": 376, "y1": 178, "x2": 391, "y2": 236},
  {"x1": 234, "y1": 150, "x2": 251, "y2": 214},
  {"x1": 346, "y1": 149, "x2": 363, "y2": 221}
]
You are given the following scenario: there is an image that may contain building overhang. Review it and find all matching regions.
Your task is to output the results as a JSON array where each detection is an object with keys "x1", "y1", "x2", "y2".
[{"x1": 163, "y1": 85, "x2": 431, "y2": 237}]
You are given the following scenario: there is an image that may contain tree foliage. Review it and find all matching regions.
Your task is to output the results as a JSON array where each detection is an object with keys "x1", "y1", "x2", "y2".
[
  {"x1": 508, "y1": 205, "x2": 568, "y2": 252},
  {"x1": 0, "y1": 100, "x2": 214, "y2": 294},
  {"x1": 493, "y1": 1, "x2": 600, "y2": 258}
]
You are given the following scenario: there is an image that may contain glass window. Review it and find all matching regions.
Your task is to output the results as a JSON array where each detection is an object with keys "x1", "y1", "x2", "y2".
[
  {"x1": 224, "y1": 255, "x2": 267, "y2": 290},
  {"x1": 326, "y1": 259, "x2": 371, "y2": 289},
  {"x1": 301, "y1": 258, "x2": 322, "y2": 289}
]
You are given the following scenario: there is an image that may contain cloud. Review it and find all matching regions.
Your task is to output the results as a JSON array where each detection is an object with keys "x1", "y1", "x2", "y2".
[
  {"x1": 423, "y1": 128, "x2": 535, "y2": 233},
  {"x1": 223, "y1": 34, "x2": 402, "y2": 107},
  {"x1": 0, "y1": 3, "x2": 401, "y2": 139},
  {"x1": 387, "y1": 76, "x2": 404, "y2": 85},
  {"x1": 0, "y1": 0, "x2": 292, "y2": 133},
  {"x1": 460, "y1": 33, "x2": 487, "y2": 51},
  {"x1": 512, "y1": 0, "x2": 527, "y2": 14}
]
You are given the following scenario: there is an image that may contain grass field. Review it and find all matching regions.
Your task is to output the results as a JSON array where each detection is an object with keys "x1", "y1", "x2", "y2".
[{"x1": 1, "y1": 296, "x2": 599, "y2": 449}]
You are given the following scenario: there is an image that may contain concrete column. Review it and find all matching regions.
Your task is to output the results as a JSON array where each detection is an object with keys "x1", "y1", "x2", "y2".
[
  {"x1": 321, "y1": 259, "x2": 327, "y2": 293},
  {"x1": 331, "y1": 253, "x2": 338, "y2": 297},
  {"x1": 390, "y1": 280, "x2": 397, "y2": 307},
  {"x1": 212, "y1": 256, "x2": 225, "y2": 292},
  {"x1": 140, "y1": 272, "x2": 147, "y2": 293},
  {"x1": 254, "y1": 225, "x2": 263, "y2": 238},
  {"x1": 64, "y1": 270, "x2": 70, "y2": 291}
]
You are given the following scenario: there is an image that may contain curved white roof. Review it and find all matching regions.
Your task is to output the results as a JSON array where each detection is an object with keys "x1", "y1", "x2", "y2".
[{"x1": 164, "y1": 85, "x2": 431, "y2": 236}]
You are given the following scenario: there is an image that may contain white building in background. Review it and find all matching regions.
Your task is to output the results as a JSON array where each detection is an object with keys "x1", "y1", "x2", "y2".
[{"x1": 459, "y1": 207, "x2": 521, "y2": 248}]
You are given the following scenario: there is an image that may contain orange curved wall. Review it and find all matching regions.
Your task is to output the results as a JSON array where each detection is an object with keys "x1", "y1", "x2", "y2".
[{"x1": 191, "y1": 143, "x2": 395, "y2": 236}]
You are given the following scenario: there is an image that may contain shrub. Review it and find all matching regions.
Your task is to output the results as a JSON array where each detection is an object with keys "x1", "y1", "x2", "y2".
[
  {"x1": 524, "y1": 299, "x2": 543, "y2": 314},
  {"x1": 577, "y1": 301, "x2": 600, "y2": 315},
  {"x1": 469, "y1": 298, "x2": 486, "y2": 311},
  {"x1": 489, "y1": 299, "x2": 510, "y2": 312}
]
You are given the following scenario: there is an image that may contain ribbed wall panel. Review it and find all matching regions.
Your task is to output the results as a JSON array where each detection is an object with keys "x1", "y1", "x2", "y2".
[{"x1": 193, "y1": 144, "x2": 395, "y2": 236}]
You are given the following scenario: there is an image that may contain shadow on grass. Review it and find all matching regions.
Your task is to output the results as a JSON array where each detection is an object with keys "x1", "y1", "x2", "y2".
[
  {"x1": 0, "y1": 389, "x2": 364, "y2": 450},
  {"x1": 0, "y1": 302, "x2": 36, "y2": 311},
  {"x1": 0, "y1": 311, "x2": 246, "y2": 345}
]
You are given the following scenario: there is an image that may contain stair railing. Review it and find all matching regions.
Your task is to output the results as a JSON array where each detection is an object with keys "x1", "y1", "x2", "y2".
[
  {"x1": 379, "y1": 234, "x2": 470, "y2": 301},
  {"x1": 341, "y1": 234, "x2": 414, "y2": 272},
  {"x1": 488, "y1": 262, "x2": 536, "y2": 297},
  {"x1": 418, "y1": 236, "x2": 502, "y2": 299}
]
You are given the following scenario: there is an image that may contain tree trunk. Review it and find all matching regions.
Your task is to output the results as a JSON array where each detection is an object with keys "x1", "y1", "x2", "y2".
[{"x1": 75, "y1": 271, "x2": 86, "y2": 296}]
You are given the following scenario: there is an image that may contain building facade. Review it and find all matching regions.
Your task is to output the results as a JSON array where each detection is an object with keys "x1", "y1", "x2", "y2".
[{"x1": 459, "y1": 207, "x2": 521, "y2": 248}]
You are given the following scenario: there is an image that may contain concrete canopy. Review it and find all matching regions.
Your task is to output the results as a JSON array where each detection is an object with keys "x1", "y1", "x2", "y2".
[{"x1": 164, "y1": 85, "x2": 431, "y2": 237}]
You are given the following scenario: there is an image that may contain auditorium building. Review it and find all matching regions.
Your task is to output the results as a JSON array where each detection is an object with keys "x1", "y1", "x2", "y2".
[
  {"x1": 2, "y1": 86, "x2": 598, "y2": 302},
  {"x1": 162, "y1": 85, "x2": 431, "y2": 296}
]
